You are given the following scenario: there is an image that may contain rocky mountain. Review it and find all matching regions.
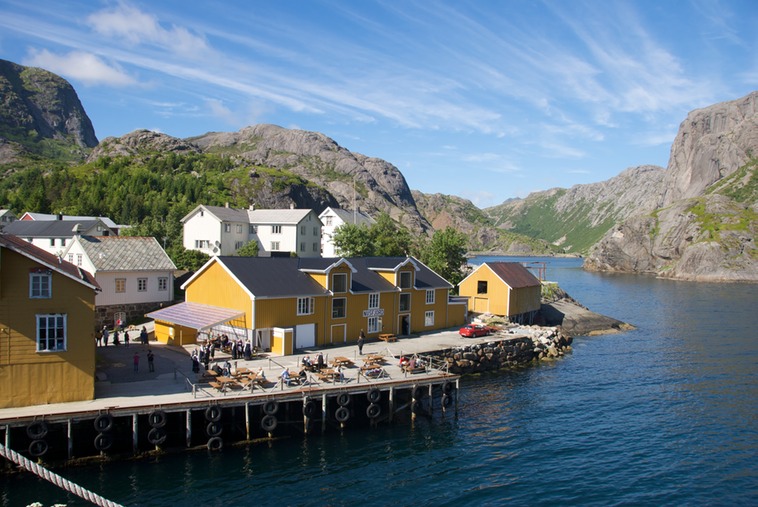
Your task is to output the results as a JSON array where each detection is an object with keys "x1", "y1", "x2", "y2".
[
  {"x1": 585, "y1": 92, "x2": 758, "y2": 281},
  {"x1": 484, "y1": 165, "x2": 667, "y2": 253},
  {"x1": 0, "y1": 59, "x2": 97, "y2": 163}
]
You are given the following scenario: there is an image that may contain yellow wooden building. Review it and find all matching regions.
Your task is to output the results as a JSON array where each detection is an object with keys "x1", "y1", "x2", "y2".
[
  {"x1": 458, "y1": 262, "x2": 542, "y2": 322},
  {"x1": 147, "y1": 256, "x2": 467, "y2": 353},
  {"x1": 0, "y1": 233, "x2": 100, "y2": 408}
]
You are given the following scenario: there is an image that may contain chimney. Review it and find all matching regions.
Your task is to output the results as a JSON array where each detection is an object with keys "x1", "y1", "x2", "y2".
[
  {"x1": 225, "y1": 202, "x2": 229, "y2": 208},
  {"x1": 57, "y1": 213, "x2": 63, "y2": 221},
  {"x1": 249, "y1": 203, "x2": 256, "y2": 211},
  {"x1": 290, "y1": 203, "x2": 295, "y2": 210}
]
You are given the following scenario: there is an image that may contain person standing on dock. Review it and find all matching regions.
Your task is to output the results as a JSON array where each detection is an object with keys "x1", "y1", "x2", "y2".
[
  {"x1": 133, "y1": 352, "x2": 140, "y2": 373},
  {"x1": 102, "y1": 326, "x2": 109, "y2": 347},
  {"x1": 357, "y1": 330, "x2": 365, "y2": 355},
  {"x1": 124, "y1": 330, "x2": 130, "y2": 347},
  {"x1": 147, "y1": 349, "x2": 155, "y2": 372}
]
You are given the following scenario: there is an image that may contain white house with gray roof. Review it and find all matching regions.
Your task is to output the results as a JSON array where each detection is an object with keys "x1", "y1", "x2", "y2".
[
  {"x1": 319, "y1": 207, "x2": 375, "y2": 257},
  {"x1": 62, "y1": 235, "x2": 176, "y2": 327},
  {"x1": 181, "y1": 204, "x2": 322, "y2": 258},
  {"x1": 2, "y1": 218, "x2": 116, "y2": 257}
]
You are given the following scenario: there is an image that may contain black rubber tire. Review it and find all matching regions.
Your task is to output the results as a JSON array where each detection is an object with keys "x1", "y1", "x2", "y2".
[
  {"x1": 366, "y1": 403, "x2": 381, "y2": 419},
  {"x1": 412, "y1": 385, "x2": 425, "y2": 400},
  {"x1": 147, "y1": 427, "x2": 167, "y2": 446},
  {"x1": 442, "y1": 381, "x2": 454, "y2": 395},
  {"x1": 261, "y1": 415, "x2": 278, "y2": 433},
  {"x1": 206, "y1": 436, "x2": 223, "y2": 451},
  {"x1": 205, "y1": 405, "x2": 222, "y2": 422},
  {"x1": 94, "y1": 433, "x2": 113, "y2": 451},
  {"x1": 148, "y1": 409, "x2": 167, "y2": 428},
  {"x1": 28, "y1": 439, "x2": 48, "y2": 457},
  {"x1": 336, "y1": 392, "x2": 351, "y2": 407},
  {"x1": 335, "y1": 406, "x2": 350, "y2": 423},
  {"x1": 26, "y1": 421, "x2": 48, "y2": 440},
  {"x1": 94, "y1": 414, "x2": 114, "y2": 433},
  {"x1": 441, "y1": 393, "x2": 452, "y2": 408},
  {"x1": 411, "y1": 400, "x2": 421, "y2": 414},
  {"x1": 263, "y1": 400, "x2": 279, "y2": 416},
  {"x1": 206, "y1": 421, "x2": 223, "y2": 437},
  {"x1": 367, "y1": 388, "x2": 381, "y2": 404},
  {"x1": 303, "y1": 400, "x2": 317, "y2": 418}
]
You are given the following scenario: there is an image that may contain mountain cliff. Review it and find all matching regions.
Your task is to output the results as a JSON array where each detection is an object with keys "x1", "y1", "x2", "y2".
[
  {"x1": 585, "y1": 92, "x2": 758, "y2": 281},
  {"x1": 0, "y1": 59, "x2": 98, "y2": 163}
]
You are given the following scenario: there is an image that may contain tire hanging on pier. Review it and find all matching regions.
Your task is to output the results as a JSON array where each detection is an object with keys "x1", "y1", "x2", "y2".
[
  {"x1": 336, "y1": 392, "x2": 351, "y2": 407},
  {"x1": 206, "y1": 421, "x2": 223, "y2": 437},
  {"x1": 411, "y1": 400, "x2": 422, "y2": 415},
  {"x1": 28, "y1": 439, "x2": 48, "y2": 457},
  {"x1": 261, "y1": 415, "x2": 278, "y2": 433},
  {"x1": 205, "y1": 405, "x2": 222, "y2": 422},
  {"x1": 335, "y1": 406, "x2": 350, "y2": 423},
  {"x1": 441, "y1": 393, "x2": 453, "y2": 408},
  {"x1": 442, "y1": 381, "x2": 455, "y2": 395},
  {"x1": 94, "y1": 413, "x2": 114, "y2": 433},
  {"x1": 367, "y1": 388, "x2": 381, "y2": 404},
  {"x1": 147, "y1": 427, "x2": 167, "y2": 446},
  {"x1": 94, "y1": 433, "x2": 113, "y2": 452},
  {"x1": 206, "y1": 436, "x2": 223, "y2": 451},
  {"x1": 148, "y1": 409, "x2": 167, "y2": 428},
  {"x1": 26, "y1": 420, "x2": 49, "y2": 440},
  {"x1": 263, "y1": 400, "x2": 279, "y2": 416},
  {"x1": 366, "y1": 403, "x2": 381, "y2": 419},
  {"x1": 303, "y1": 399, "x2": 317, "y2": 418},
  {"x1": 412, "y1": 385, "x2": 425, "y2": 400}
]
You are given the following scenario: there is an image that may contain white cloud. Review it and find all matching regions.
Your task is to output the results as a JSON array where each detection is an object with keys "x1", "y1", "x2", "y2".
[{"x1": 23, "y1": 49, "x2": 136, "y2": 86}]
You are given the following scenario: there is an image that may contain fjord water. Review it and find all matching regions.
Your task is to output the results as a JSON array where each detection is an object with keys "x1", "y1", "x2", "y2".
[{"x1": 3, "y1": 257, "x2": 757, "y2": 506}]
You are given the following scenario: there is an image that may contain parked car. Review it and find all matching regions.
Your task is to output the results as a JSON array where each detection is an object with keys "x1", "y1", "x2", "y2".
[{"x1": 459, "y1": 324, "x2": 494, "y2": 338}]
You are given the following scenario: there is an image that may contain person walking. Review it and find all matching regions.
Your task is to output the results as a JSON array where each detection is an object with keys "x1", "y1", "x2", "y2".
[
  {"x1": 124, "y1": 330, "x2": 130, "y2": 347},
  {"x1": 357, "y1": 329, "x2": 365, "y2": 355},
  {"x1": 140, "y1": 326, "x2": 148, "y2": 345},
  {"x1": 133, "y1": 352, "x2": 140, "y2": 373},
  {"x1": 102, "y1": 326, "x2": 109, "y2": 347},
  {"x1": 147, "y1": 349, "x2": 155, "y2": 372}
]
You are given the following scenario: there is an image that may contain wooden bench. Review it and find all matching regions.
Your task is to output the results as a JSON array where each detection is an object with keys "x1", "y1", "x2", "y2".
[{"x1": 378, "y1": 334, "x2": 397, "y2": 342}]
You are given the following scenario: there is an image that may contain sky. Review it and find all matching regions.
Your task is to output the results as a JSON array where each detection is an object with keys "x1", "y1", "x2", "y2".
[{"x1": 1, "y1": 1, "x2": 756, "y2": 208}]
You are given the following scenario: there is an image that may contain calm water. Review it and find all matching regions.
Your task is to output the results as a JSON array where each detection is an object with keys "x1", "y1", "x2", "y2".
[{"x1": 3, "y1": 257, "x2": 757, "y2": 506}]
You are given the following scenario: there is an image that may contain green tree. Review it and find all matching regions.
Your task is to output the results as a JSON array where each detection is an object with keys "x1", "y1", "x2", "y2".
[
  {"x1": 169, "y1": 247, "x2": 211, "y2": 271},
  {"x1": 332, "y1": 223, "x2": 375, "y2": 257},
  {"x1": 371, "y1": 213, "x2": 412, "y2": 256},
  {"x1": 235, "y1": 240, "x2": 260, "y2": 257},
  {"x1": 418, "y1": 227, "x2": 469, "y2": 289}
]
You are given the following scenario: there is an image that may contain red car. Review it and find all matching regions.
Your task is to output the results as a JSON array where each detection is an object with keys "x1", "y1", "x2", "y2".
[{"x1": 459, "y1": 324, "x2": 494, "y2": 338}]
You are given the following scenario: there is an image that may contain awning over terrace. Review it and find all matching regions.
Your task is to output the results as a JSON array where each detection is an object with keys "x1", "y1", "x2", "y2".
[{"x1": 146, "y1": 302, "x2": 245, "y2": 331}]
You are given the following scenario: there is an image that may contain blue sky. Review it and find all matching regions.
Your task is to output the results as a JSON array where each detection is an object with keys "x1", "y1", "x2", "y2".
[{"x1": 1, "y1": 1, "x2": 756, "y2": 208}]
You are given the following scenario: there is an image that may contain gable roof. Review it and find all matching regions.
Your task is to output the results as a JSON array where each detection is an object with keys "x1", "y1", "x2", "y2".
[
  {"x1": 248, "y1": 208, "x2": 314, "y2": 225},
  {"x1": 76, "y1": 236, "x2": 176, "y2": 271},
  {"x1": 319, "y1": 207, "x2": 375, "y2": 226},
  {"x1": 461, "y1": 262, "x2": 541, "y2": 289},
  {"x1": 3, "y1": 219, "x2": 109, "y2": 238},
  {"x1": 20, "y1": 212, "x2": 120, "y2": 229},
  {"x1": 0, "y1": 233, "x2": 99, "y2": 290},
  {"x1": 184, "y1": 255, "x2": 451, "y2": 298},
  {"x1": 180, "y1": 204, "x2": 250, "y2": 224}
]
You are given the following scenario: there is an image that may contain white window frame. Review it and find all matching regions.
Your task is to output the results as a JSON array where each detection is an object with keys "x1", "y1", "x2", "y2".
[
  {"x1": 325, "y1": 216, "x2": 333, "y2": 226},
  {"x1": 399, "y1": 271, "x2": 412, "y2": 289},
  {"x1": 426, "y1": 289, "x2": 435, "y2": 304},
  {"x1": 37, "y1": 314, "x2": 66, "y2": 352},
  {"x1": 224, "y1": 223, "x2": 231, "y2": 232},
  {"x1": 249, "y1": 225, "x2": 257, "y2": 234},
  {"x1": 368, "y1": 293, "x2": 380, "y2": 309},
  {"x1": 332, "y1": 298, "x2": 346, "y2": 319},
  {"x1": 115, "y1": 278, "x2": 126, "y2": 293},
  {"x1": 271, "y1": 241, "x2": 280, "y2": 251},
  {"x1": 332, "y1": 273, "x2": 347, "y2": 293},
  {"x1": 399, "y1": 293, "x2": 411, "y2": 312},
  {"x1": 425, "y1": 311, "x2": 434, "y2": 327},
  {"x1": 76, "y1": 254, "x2": 82, "y2": 266},
  {"x1": 236, "y1": 224, "x2": 243, "y2": 233},
  {"x1": 137, "y1": 278, "x2": 148, "y2": 292},
  {"x1": 297, "y1": 297, "x2": 314, "y2": 316},
  {"x1": 30, "y1": 271, "x2": 52, "y2": 299},
  {"x1": 158, "y1": 277, "x2": 168, "y2": 291},
  {"x1": 272, "y1": 225, "x2": 282, "y2": 234},
  {"x1": 367, "y1": 316, "x2": 382, "y2": 333}
]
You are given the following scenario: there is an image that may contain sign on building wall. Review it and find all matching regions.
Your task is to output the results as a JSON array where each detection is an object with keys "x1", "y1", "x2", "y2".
[{"x1": 363, "y1": 309, "x2": 384, "y2": 317}]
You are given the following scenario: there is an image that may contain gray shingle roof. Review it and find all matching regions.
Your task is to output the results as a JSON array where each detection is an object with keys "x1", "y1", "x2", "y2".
[
  {"x1": 78, "y1": 236, "x2": 176, "y2": 271},
  {"x1": 3, "y1": 219, "x2": 107, "y2": 238},
  {"x1": 21, "y1": 213, "x2": 120, "y2": 229},
  {"x1": 200, "y1": 205, "x2": 250, "y2": 223},
  {"x1": 248, "y1": 209, "x2": 313, "y2": 224}
]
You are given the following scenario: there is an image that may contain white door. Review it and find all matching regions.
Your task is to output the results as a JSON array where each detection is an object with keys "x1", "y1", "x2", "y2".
[{"x1": 295, "y1": 323, "x2": 316, "y2": 349}]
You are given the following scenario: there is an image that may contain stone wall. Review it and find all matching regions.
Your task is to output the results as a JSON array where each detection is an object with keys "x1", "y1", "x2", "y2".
[
  {"x1": 430, "y1": 326, "x2": 573, "y2": 375},
  {"x1": 95, "y1": 301, "x2": 178, "y2": 331}
]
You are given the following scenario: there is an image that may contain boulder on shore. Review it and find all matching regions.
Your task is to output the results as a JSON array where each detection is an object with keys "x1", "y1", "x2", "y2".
[{"x1": 539, "y1": 299, "x2": 633, "y2": 337}]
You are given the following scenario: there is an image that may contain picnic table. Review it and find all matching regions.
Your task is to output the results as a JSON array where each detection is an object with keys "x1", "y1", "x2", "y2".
[
  {"x1": 378, "y1": 333, "x2": 397, "y2": 342},
  {"x1": 332, "y1": 356, "x2": 354, "y2": 367},
  {"x1": 316, "y1": 368, "x2": 343, "y2": 383}
]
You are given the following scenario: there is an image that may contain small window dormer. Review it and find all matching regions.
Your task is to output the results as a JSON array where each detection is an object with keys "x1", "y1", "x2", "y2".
[
  {"x1": 332, "y1": 272, "x2": 348, "y2": 293},
  {"x1": 399, "y1": 271, "x2": 412, "y2": 289}
]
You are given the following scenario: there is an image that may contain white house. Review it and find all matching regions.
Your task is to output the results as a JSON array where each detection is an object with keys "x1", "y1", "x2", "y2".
[
  {"x1": 2, "y1": 218, "x2": 116, "y2": 257},
  {"x1": 62, "y1": 235, "x2": 176, "y2": 328},
  {"x1": 0, "y1": 209, "x2": 17, "y2": 228},
  {"x1": 319, "y1": 207, "x2": 375, "y2": 257},
  {"x1": 181, "y1": 204, "x2": 323, "y2": 258}
]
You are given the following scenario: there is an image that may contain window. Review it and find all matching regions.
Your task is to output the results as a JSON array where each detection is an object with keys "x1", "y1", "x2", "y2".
[
  {"x1": 271, "y1": 241, "x2": 280, "y2": 251},
  {"x1": 368, "y1": 293, "x2": 380, "y2": 309},
  {"x1": 76, "y1": 254, "x2": 82, "y2": 266},
  {"x1": 68, "y1": 253, "x2": 74, "y2": 263},
  {"x1": 313, "y1": 227, "x2": 318, "y2": 235},
  {"x1": 115, "y1": 278, "x2": 126, "y2": 293},
  {"x1": 224, "y1": 223, "x2": 231, "y2": 232},
  {"x1": 332, "y1": 298, "x2": 346, "y2": 319},
  {"x1": 300, "y1": 225, "x2": 306, "y2": 235},
  {"x1": 399, "y1": 271, "x2": 412, "y2": 289},
  {"x1": 37, "y1": 314, "x2": 66, "y2": 352},
  {"x1": 49, "y1": 238, "x2": 55, "y2": 247},
  {"x1": 236, "y1": 224, "x2": 243, "y2": 233},
  {"x1": 368, "y1": 316, "x2": 382, "y2": 333},
  {"x1": 300, "y1": 242, "x2": 306, "y2": 252},
  {"x1": 30, "y1": 271, "x2": 52, "y2": 298},
  {"x1": 158, "y1": 277, "x2": 168, "y2": 291},
  {"x1": 332, "y1": 273, "x2": 347, "y2": 293},
  {"x1": 272, "y1": 225, "x2": 282, "y2": 234},
  {"x1": 249, "y1": 225, "x2": 257, "y2": 234},
  {"x1": 425, "y1": 311, "x2": 434, "y2": 327},
  {"x1": 477, "y1": 281, "x2": 488, "y2": 294},
  {"x1": 235, "y1": 241, "x2": 244, "y2": 250},
  {"x1": 195, "y1": 240, "x2": 210, "y2": 248},
  {"x1": 325, "y1": 216, "x2": 333, "y2": 226},
  {"x1": 137, "y1": 278, "x2": 147, "y2": 292},
  {"x1": 61, "y1": 239, "x2": 66, "y2": 247},
  {"x1": 313, "y1": 242, "x2": 319, "y2": 252},
  {"x1": 297, "y1": 297, "x2": 314, "y2": 315},
  {"x1": 426, "y1": 289, "x2": 435, "y2": 304},
  {"x1": 399, "y1": 293, "x2": 411, "y2": 312}
]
